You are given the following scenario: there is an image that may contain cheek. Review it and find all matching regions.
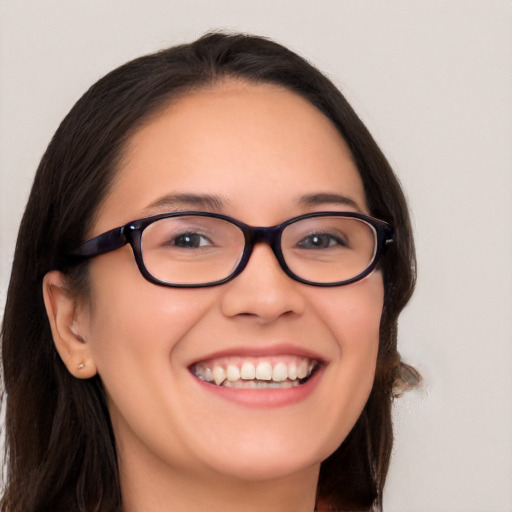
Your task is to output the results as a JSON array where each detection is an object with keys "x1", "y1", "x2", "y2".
[
  {"x1": 83, "y1": 257, "x2": 222, "y2": 463},
  {"x1": 311, "y1": 272, "x2": 384, "y2": 353},
  {"x1": 84, "y1": 253, "x2": 214, "y2": 394},
  {"x1": 307, "y1": 273, "x2": 383, "y2": 450},
  {"x1": 87, "y1": 247, "x2": 213, "y2": 337}
]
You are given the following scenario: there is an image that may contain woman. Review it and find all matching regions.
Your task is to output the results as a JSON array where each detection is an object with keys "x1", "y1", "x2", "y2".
[{"x1": 1, "y1": 32, "x2": 417, "y2": 512}]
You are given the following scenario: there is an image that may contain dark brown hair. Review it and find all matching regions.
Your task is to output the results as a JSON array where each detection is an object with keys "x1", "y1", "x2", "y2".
[{"x1": 1, "y1": 32, "x2": 416, "y2": 512}]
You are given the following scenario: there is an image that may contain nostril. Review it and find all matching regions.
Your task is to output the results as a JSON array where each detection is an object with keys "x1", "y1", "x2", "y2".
[{"x1": 219, "y1": 258, "x2": 306, "y2": 322}]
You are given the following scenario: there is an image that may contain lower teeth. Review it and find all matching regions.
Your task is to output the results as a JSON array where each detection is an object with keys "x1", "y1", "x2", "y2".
[{"x1": 221, "y1": 379, "x2": 301, "y2": 389}]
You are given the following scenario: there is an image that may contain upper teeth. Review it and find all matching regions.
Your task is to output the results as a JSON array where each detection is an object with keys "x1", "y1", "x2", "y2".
[{"x1": 192, "y1": 357, "x2": 317, "y2": 387}]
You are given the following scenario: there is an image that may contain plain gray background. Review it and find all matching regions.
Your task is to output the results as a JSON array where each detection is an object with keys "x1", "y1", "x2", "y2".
[{"x1": 1, "y1": 1, "x2": 511, "y2": 511}]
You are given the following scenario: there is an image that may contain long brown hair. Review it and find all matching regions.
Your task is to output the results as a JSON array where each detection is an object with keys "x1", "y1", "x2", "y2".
[{"x1": 1, "y1": 32, "x2": 416, "y2": 512}]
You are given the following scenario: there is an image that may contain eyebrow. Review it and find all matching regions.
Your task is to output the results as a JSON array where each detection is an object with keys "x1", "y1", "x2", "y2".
[
  {"x1": 142, "y1": 193, "x2": 229, "y2": 215},
  {"x1": 142, "y1": 191, "x2": 363, "y2": 216},
  {"x1": 297, "y1": 193, "x2": 363, "y2": 212}
]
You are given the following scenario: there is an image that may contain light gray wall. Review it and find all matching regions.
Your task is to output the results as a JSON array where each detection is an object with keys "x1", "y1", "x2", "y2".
[{"x1": 1, "y1": 2, "x2": 511, "y2": 511}]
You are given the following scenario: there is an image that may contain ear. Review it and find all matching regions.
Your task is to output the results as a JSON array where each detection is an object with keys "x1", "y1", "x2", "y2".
[{"x1": 42, "y1": 270, "x2": 97, "y2": 379}]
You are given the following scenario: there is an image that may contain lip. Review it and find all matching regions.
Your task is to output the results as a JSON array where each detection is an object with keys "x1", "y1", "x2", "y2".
[
  {"x1": 187, "y1": 343, "x2": 326, "y2": 408},
  {"x1": 188, "y1": 343, "x2": 326, "y2": 365}
]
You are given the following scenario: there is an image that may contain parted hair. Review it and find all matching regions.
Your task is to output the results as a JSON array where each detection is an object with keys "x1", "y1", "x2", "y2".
[{"x1": 1, "y1": 32, "x2": 416, "y2": 512}]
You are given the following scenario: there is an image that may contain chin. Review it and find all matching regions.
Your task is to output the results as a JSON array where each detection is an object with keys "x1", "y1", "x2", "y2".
[{"x1": 195, "y1": 434, "x2": 336, "y2": 483}]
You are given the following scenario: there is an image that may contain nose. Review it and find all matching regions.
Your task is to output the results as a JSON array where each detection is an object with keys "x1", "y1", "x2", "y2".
[{"x1": 220, "y1": 242, "x2": 306, "y2": 323}]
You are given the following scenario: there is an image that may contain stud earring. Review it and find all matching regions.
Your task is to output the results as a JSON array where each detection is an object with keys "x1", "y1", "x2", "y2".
[{"x1": 77, "y1": 362, "x2": 86, "y2": 370}]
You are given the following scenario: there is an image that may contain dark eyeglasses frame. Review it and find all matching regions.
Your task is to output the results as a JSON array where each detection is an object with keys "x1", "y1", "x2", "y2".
[{"x1": 67, "y1": 210, "x2": 394, "y2": 288}]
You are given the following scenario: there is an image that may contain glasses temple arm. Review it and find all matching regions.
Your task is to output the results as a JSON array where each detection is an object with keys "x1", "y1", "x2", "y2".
[{"x1": 69, "y1": 226, "x2": 128, "y2": 258}]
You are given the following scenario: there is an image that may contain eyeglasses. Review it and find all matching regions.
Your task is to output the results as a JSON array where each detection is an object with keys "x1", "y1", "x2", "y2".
[{"x1": 68, "y1": 211, "x2": 394, "y2": 287}]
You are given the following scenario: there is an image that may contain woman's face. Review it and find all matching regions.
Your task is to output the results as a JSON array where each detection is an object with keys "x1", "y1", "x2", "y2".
[{"x1": 77, "y1": 81, "x2": 384, "y2": 483}]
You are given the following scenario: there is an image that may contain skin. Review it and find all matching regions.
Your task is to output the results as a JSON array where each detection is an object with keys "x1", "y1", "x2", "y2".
[{"x1": 44, "y1": 81, "x2": 384, "y2": 512}]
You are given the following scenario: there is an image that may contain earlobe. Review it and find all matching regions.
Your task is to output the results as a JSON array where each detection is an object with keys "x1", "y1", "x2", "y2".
[{"x1": 42, "y1": 271, "x2": 97, "y2": 379}]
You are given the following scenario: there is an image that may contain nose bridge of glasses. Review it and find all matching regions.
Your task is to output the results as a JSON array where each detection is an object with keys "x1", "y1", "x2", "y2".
[
  {"x1": 245, "y1": 225, "x2": 282, "y2": 252},
  {"x1": 241, "y1": 225, "x2": 285, "y2": 268}
]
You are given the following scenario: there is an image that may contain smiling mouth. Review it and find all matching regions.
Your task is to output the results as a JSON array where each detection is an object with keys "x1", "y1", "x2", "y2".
[{"x1": 190, "y1": 356, "x2": 320, "y2": 389}]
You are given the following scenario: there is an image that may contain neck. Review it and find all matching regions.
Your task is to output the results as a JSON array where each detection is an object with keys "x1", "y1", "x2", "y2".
[{"x1": 119, "y1": 454, "x2": 320, "y2": 512}]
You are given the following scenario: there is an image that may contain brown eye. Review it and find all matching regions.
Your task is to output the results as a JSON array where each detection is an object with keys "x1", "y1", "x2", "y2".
[
  {"x1": 297, "y1": 233, "x2": 347, "y2": 249},
  {"x1": 172, "y1": 233, "x2": 212, "y2": 248}
]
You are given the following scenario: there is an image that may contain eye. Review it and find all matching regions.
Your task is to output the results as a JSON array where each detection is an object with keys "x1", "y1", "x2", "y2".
[
  {"x1": 172, "y1": 232, "x2": 213, "y2": 248},
  {"x1": 297, "y1": 233, "x2": 348, "y2": 249}
]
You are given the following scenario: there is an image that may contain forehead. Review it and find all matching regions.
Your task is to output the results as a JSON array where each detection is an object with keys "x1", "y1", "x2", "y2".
[{"x1": 96, "y1": 80, "x2": 367, "y2": 232}]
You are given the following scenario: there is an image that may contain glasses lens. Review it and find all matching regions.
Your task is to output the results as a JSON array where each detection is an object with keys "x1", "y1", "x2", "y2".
[
  {"x1": 141, "y1": 216, "x2": 245, "y2": 285},
  {"x1": 281, "y1": 216, "x2": 377, "y2": 284}
]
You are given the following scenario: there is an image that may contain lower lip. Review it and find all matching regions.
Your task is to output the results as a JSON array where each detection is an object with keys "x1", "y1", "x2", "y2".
[{"x1": 190, "y1": 366, "x2": 324, "y2": 408}]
